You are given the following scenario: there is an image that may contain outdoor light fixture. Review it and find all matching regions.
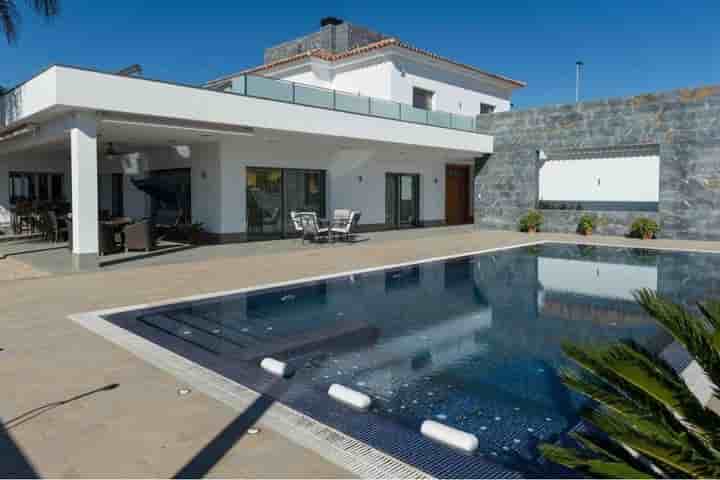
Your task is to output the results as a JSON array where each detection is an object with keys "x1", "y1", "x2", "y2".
[{"x1": 357, "y1": 175, "x2": 363, "y2": 183}]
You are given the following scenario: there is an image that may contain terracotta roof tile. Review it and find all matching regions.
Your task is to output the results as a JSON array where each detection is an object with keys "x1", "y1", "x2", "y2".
[{"x1": 206, "y1": 38, "x2": 526, "y2": 88}]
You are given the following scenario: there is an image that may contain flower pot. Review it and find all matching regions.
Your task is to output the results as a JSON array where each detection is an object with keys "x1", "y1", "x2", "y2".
[
  {"x1": 642, "y1": 232, "x2": 653, "y2": 240},
  {"x1": 527, "y1": 227, "x2": 537, "y2": 234},
  {"x1": 583, "y1": 228, "x2": 593, "y2": 236}
]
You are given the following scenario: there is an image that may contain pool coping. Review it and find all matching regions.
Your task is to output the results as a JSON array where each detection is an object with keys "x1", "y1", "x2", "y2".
[{"x1": 68, "y1": 239, "x2": 717, "y2": 478}]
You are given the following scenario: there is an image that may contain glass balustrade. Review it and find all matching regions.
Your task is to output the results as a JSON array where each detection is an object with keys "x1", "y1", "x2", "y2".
[{"x1": 228, "y1": 75, "x2": 480, "y2": 133}]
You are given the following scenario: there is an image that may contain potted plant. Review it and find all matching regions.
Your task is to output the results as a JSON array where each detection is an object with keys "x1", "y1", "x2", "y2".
[
  {"x1": 187, "y1": 222, "x2": 206, "y2": 245},
  {"x1": 577, "y1": 214, "x2": 597, "y2": 236},
  {"x1": 630, "y1": 217, "x2": 659, "y2": 240},
  {"x1": 519, "y1": 210, "x2": 543, "y2": 234}
]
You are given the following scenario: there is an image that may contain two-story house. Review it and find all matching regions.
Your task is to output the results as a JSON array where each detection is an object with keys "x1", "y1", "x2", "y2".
[{"x1": 0, "y1": 18, "x2": 524, "y2": 268}]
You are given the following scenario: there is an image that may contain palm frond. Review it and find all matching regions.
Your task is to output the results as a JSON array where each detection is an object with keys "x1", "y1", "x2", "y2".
[
  {"x1": 540, "y1": 443, "x2": 654, "y2": 479},
  {"x1": 584, "y1": 409, "x2": 720, "y2": 478},
  {"x1": 635, "y1": 289, "x2": 720, "y2": 396},
  {"x1": 542, "y1": 292, "x2": 720, "y2": 478},
  {"x1": 0, "y1": 0, "x2": 58, "y2": 44},
  {"x1": 698, "y1": 300, "x2": 720, "y2": 331},
  {"x1": 26, "y1": 0, "x2": 58, "y2": 17},
  {"x1": 0, "y1": 0, "x2": 19, "y2": 44}
]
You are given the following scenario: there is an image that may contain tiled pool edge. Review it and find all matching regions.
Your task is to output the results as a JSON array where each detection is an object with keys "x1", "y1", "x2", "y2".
[
  {"x1": 69, "y1": 310, "x2": 429, "y2": 479},
  {"x1": 67, "y1": 239, "x2": 718, "y2": 477},
  {"x1": 66, "y1": 242, "x2": 545, "y2": 479}
]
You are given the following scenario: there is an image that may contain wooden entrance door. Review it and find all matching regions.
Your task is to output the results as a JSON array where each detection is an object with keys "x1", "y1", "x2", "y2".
[{"x1": 445, "y1": 165, "x2": 470, "y2": 225}]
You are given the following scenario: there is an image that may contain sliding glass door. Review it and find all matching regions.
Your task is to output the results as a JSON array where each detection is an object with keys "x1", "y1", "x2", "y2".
[
  {"x1": 386, "y1": 173, "x2": 420, "y2": 228},
  {"x1": 247, "y1": 168, "x2": 283, "y2": 237},
  {"x1": 247, "y1": 167, "x2": 326, "y2": 239}
]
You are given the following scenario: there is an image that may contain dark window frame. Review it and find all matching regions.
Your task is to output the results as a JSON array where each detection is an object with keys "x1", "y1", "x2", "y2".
[{"x1": 412, "y1": 87, "x2": 435, "y2": 111}]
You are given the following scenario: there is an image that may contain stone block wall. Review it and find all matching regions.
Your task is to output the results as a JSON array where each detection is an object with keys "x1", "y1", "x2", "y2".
[
  {"x1": 474, "y1": 85, "x2": 720, "y2": 240},
  {"x1": 264, "y1": 23, "x2": 388, "y2": 64}
]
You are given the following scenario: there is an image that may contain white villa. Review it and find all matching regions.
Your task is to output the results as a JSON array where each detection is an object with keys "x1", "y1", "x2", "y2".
[{"x1": 0, "y1": 18, "x2": 525, "y2": 268}]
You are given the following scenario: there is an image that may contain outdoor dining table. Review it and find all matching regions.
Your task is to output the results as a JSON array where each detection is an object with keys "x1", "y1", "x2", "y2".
[{"x1": 101, "y1": 218, "x2": 134, "y2": 248}]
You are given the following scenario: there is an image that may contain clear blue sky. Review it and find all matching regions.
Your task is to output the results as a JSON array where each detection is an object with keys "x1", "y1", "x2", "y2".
[{"x1": 2, "y1": 0, "x2": 718, "y2": 109}]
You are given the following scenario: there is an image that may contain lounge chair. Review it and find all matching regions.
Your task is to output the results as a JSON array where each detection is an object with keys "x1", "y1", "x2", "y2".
[
  {"x1": 299, "y1": 213, "x2": 329, "y2": 244},
  {"x1": 331, "y1": 210, "x2": 361, "y2": 242}
]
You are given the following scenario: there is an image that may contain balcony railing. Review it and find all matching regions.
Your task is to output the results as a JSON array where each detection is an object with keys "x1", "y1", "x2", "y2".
[{"x1": 228, "y1": 75, "x2": 478, "y2": 133}]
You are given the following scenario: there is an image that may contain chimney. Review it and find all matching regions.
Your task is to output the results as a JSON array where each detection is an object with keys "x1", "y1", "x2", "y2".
[{"x1": 320, "y1": 17, "x2": 343, "y2": 27}]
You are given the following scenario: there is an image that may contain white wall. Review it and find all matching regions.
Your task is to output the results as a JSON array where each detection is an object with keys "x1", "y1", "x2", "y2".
[
  {"x1": 267, "y1": 53, "x2": 513, "y2": 115},
  {"x1": 539, "y1": 156, "x2": 660, "y2": 203},
  {"x1": 332, "y1": 61, "x2": 394, "y2": 99},
  {"x1": 217, "y1": 136, "x2": 473, "y2": 232},
  {"x1": 389, "y1": 55, "x2": 512, "y2": 115},
  {"x1": 47, "y1": 67, "x2": 490, "y2": 155},
  {"x1": 538, "y1": 257, "x2": 658, "y2": 301}
]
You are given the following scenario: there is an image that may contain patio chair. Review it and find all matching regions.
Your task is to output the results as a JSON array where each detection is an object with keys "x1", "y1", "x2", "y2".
[
  {"x1": 299, "y1": 213, "x2": 329, "y2": 244},
  {"x1": 331, "y1": 211, "x2": 362, "y2": 242},
  {"x1": 99, "y1": 222, "x2": 120, "y2": 256},
  {"x1": 46, "y1": 211, "x2": 68, "y2": 243},
  {"x1": 124, "y1": 219, "x2": 156, "y2": 252},
  {"x1": 289, "y1": 211, "x2": 305, "y2": 236}
]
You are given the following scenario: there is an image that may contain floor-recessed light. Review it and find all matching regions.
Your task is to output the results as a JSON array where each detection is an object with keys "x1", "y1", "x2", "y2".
[
  {"x1": 177, "y1": 388, "x2": 191, "y2": 396},
  {"x1": 247, "y1": 427, "x2": 261, "y2": 435}
]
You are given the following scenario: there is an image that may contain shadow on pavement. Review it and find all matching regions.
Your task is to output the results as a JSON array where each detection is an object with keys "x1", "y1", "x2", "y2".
[{"x1": 174, "y1": 379, "x2": 288, "y2": 478}]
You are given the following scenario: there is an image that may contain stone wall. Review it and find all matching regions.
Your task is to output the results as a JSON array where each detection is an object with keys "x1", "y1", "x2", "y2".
[
  {"x1": 264, "y1": 23, "x2": 388, "y2": 64},
  {"x1": 474, "y1": 85, "x2": 720, "y2": 240}
]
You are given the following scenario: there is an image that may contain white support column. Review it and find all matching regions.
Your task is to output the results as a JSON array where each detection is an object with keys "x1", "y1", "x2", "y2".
[{"x1": 70, "y1": 113, "x2": 99, "y2": 270}]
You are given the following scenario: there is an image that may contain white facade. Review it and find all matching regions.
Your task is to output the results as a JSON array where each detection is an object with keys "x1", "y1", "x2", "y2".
[
  {"x1": 0, "y1": 63, "x2": 492, "y2": 266},
  {"x1": 252, "y1": 48, "x2": 516, "y2": 116}
]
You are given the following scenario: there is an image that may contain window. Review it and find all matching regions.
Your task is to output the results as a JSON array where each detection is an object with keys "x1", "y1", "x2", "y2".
[
  {"x1": 51, "y1": 174, "x2": 64, "y2": 202},
  {"x1": 480, "y1": 103, "x2": 496, "y2": 114},
  {"x1": 412, "y1": 87, "x2": 434, "y2": 111},
  {"x1": 9, "y1": 172, "x2": 65, "y2": 205}
]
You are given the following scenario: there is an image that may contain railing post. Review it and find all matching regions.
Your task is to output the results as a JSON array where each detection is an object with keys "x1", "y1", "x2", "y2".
[
  {"x1": 291, "y1": 82, "x2": 296, "y2": 103},
  {"x1": 368, "y1": 97, "x2": 372, "y2": 115},
  {"x1": 398, "y1": 102, "x2": 402, "y2": 120},
  {"x1": 332, "y1": 90, "x2": 336, "y2": 110}
]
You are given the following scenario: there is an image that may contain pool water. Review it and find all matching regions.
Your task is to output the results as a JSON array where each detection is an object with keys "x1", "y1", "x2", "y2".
[{"x1": 105, "y1": 244, "x2": 720, "y2": 477}]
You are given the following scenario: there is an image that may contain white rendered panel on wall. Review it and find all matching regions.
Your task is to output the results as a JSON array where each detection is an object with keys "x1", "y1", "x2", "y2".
[
  {"x1": 539, "y1": 156, "x2": 659, "y2": 203},
  {"x1": 539, "y1": 257, "x2": 658, "y2": 301}
]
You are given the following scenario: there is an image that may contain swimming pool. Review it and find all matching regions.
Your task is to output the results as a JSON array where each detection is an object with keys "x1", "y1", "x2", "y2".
[{"x1": 100, "y1": 243, "x2": 720, "y2": 478}]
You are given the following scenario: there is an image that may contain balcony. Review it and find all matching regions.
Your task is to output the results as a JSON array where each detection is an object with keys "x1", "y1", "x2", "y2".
[
  {"x1": 227, "y1": 75, "x2": 478, "y2": 133},
  {"x1": 1, "y1": 66, "x2": 492, "y2": 155}
]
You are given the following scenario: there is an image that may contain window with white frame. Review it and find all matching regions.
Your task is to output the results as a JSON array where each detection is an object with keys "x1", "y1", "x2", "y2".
[{"x1": 412, "y1": 87, "x2": 434, "y2": 110}]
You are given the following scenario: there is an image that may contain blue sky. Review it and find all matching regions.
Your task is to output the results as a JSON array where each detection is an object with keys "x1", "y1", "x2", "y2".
[{"x1": 2, "y1": 0, "x2": 718, "y2": 109}]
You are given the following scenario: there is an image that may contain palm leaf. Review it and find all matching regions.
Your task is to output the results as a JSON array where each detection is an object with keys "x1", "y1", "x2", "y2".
[
  {"x1": 584, "y1": 409, "x2": 720, "y2": 478},
  {"x1": 635, "y1": 290, "x2": 720, "y2": 390},
  {"x1": 0, "y1": 0, "x2": 58, "y2": 44},
  {"x1": 27, "y1": 0, "x2": 58, "y2": 16},
  {"x1": 540, "y1": 443, "x2": 654, "y2": 479},
  {"x1": 0, "y1": 1, "x2": 19, "y2": 43},
  {"x1": 542, "y1": 292, "x2": 720, "y2": 478}
]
